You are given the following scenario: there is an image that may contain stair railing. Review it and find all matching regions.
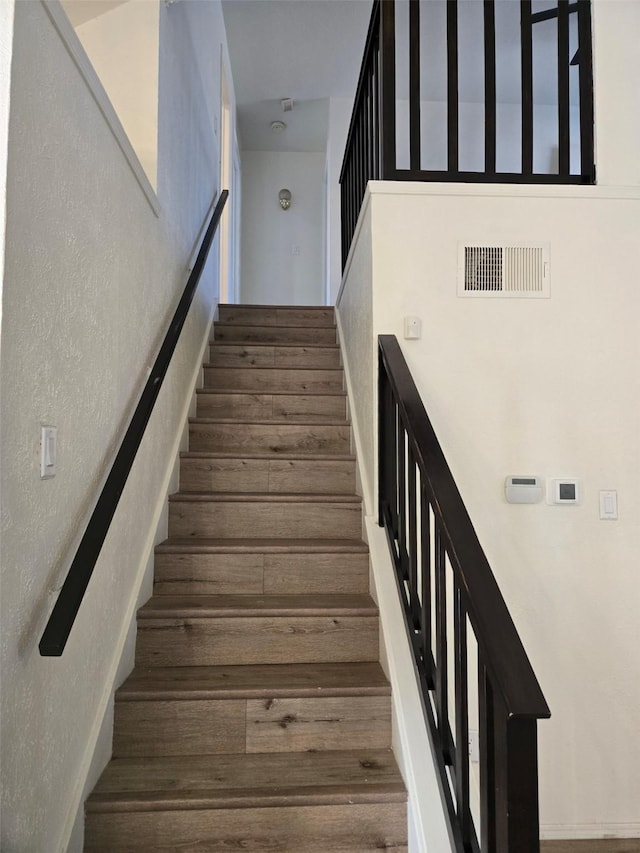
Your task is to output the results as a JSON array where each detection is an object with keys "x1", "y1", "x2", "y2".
[
  {"x1": 378, "y1": 335, "x2": 550, "y2": 853},
  {"x1": 340, "y1": 0, "x2": 595, "y2": 266},
  {"x1": 39, "y1": 190, "x2": 229, "y2": 657}
]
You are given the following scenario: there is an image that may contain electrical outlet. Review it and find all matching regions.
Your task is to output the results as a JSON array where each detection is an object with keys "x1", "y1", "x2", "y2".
[
  {"x1": 40, "y1": 426, "x2": 57, "y2": 479},
  {"x1": 468, "y1": 730, "x2": 479, "y2": 763}
]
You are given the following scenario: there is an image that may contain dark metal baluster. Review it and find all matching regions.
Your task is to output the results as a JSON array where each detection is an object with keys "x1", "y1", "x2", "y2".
[
  {"x1": 408, "y1": 446, "x2": 419, "y2": 630},
  {"x1": 479, "y1": 656, "x2": 497, "y2": 851},
  {"x1": 409, "y1": 0, "x2": 421, "y2": 171},
  {"x1": 371, "y1": 38, "x2": 382, "y2": 181},
  {"x1": 446, "y1": 0, "x2": 459, "y2": 174},
  {"x1": 577, "y1": 0, "x2": 595, "y2": 181},
  {"x1": 521, "y1": 0, "x2": 534, "y2": 174},
  {"x1": 484, "y1": 0, "x2": 497, "y2": 174},
  {"x1": 380, "y1": 0, "x2": 397, "y2": 176},
  {"x1": 378, "y1": 348, "x2": 388, "y2": 527},
  {"x1": 454, "y1": 586, "x2": 472, "y2": 846},
  {"x1": 354, "y1": 111, "x2": 362, "y2": 217},
  {"x1": 366, "y1": 63, "x2": 373, "y2": 185},
  {"x1": 359, "y1": 99, "x2": 366, "y2": 200},
  {"x1": 435, "y1": 522, "x2": 450, "y2": 761},
  {"x1": 388, "y1": 393, "x2": 398, "y2": 541},
  {"x1": 420, "y1": 480, "x2": 434, "y2": 685},
  {"x1": 397, "y1": 409, "x2": 407, "y2": 584},
  {"x1": 558, "y1": 0, "x2": 570, "y2": 175}
]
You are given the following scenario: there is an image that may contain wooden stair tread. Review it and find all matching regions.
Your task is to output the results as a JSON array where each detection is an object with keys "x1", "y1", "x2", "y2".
[
  {"x1": 190, "y1": 416, "x2": 348, "y2": 425},
  {"x1": 156, "y1": 537, "x2": 369, "y2": 553},
  {"x1": 182, "y1": 450, "x2": 354, "y2": 461},
  {"x1": 168, "y1": 492, "x2": 362, "y2": 504},
  {"x1": 197, "y1": 388, "x2": 347, "y2": 397},
  {"x1": 138, "y1": 593, "x2": 377, "y2": 619},
  {"x1": 210, "y1": 341, "x2": 340, "y2": 350},
  {"x1": 203, "y1": 364, "x2": 343, "y2": 373},
  {"x1": 117, "y1": 661, "x2": 391, "y2": 701},
  {"x1": 86, "y1": 749, "x2": 405, "y2": 812},
  {"x1": 180, "y1": 450, "x2": 356, "y2": 461}
]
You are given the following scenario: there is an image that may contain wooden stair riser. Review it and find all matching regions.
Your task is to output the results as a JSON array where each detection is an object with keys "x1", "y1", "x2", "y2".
[
  {"x1": 135, "y1": 616, "x2": 379, "y2": 667},
  {"x1": 214, "y1": 323, "x2": 338, "y2": 344},
  {"x1": 209, "y1": 344, "x2": 341, "y2": 368},
  {"x1": 113, "y1": 695, "x2": 391, "y2": 757},
  {"x1": 196, "y1": 391, "x2": 347, "y2": 421},
  {"x1": 168, "y1": 499, "x2": 362, "y2": 539},
  {"x1": 179, "y1": 456, "x2": 356, "y2": 495},
  {"x1": 85, "y1": 802, "x2": 408, "y2": 852},
  {"x1": 218, "y1": 305, "x2": 335, "y2": 326},
  {"x1": 153, "y1": 551, "x2": 370, "y2": 595},
  {"x1": 204, "y1": 366, "x2": 344, "y2": 394},
  {"x1": 189, "y1": 422, "x2": 350, "y2": 455}
]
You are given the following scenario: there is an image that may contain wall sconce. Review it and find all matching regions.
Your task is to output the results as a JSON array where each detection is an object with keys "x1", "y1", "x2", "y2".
[{"x1": 278, "y1": 189, "x2": 292, "y2": 211}]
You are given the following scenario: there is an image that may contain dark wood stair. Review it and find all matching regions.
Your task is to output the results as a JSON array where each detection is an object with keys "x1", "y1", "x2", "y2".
[{"x1": 84, "y1": 305, "x2": 407, "y2": 851}]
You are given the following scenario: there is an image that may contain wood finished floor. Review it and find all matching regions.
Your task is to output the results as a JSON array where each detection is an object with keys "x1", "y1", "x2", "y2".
[{"x1": 542, "y1": 842, "x2": 640, "y2": 852}]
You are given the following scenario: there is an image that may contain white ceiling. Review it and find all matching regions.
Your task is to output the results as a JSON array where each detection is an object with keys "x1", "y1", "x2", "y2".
[
  {"x1": 222, "y1": 0, "x2": 372, "y2": 151},
  {"x1": 223, "y1": 0, "x2": 579, "y2": 153}
]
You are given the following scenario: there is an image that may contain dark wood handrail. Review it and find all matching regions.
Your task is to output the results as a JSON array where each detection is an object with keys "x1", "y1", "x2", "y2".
[
  {"x1": 378, "y1": 335, "x2": 549, "y2": 718},
  {"x1": 39, "y1": 190, "x2": 229, "y2": 657}
]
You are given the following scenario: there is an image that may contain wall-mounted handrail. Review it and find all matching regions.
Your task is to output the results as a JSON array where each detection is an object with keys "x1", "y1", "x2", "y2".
[
  {"x1": 39, "y1": 190, "x2": 229, "y2": 657},
  {"x1": 378, "y1": 334, "x2": 550, "y2": 852}
]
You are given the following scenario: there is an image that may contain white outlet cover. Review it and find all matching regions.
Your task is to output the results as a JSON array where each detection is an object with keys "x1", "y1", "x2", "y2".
[
  {"x1": 403, "y1": 316, "x2": 421, "y2": 339},
  {"x1": 40, "y1": 426, "x2": 57, "y2": 479}
]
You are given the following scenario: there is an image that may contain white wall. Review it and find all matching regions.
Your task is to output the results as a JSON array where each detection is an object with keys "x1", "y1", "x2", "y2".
[
  {"x1": 0, "y1": 1, "x2": 235, "y2": 850},
  {"x1": 240, "y1": 150, "x2": 325, "y2": 305},
  {"x1": 70, "y1": 0, "x2": 160, "y2": 188},
  {"x1": 337, "y1": 181, "x2": 640, "y2": 841},
  {"x1": 592, "y1": 0, "x2": 640, "y2": 186}
]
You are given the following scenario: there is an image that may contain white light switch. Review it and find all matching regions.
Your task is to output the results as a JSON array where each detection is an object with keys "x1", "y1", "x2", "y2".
[
  {"x1": 599, "y1": 490, "x2": 618, "y2": 520},
  {"x1": 40, "y1": 426, "x2": 57, "y2": 479},
  {"x1": 404, "y1": 316, "x2": 421, "y2": 339}
]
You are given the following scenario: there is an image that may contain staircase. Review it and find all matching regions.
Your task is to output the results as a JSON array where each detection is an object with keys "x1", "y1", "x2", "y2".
[{"x1": 84, "y1": 305, "x2": 407, "y2": 851}]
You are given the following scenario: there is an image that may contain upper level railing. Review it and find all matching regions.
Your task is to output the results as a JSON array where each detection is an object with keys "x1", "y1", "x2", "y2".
[
  {"x1": 39, "y1": 190, "x2": 228, "y2": 656},
  {"x1": 378, "y1": 335, "x2": 550, "y2": 853},
  {"x1": 340, "y1": 0, "x2": 595, "y2": 266}
]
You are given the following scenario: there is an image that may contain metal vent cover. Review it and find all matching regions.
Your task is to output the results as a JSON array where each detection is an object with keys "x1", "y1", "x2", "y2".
[{"x1": 458, "y1": 244, "x2": 550, "y2": 297}]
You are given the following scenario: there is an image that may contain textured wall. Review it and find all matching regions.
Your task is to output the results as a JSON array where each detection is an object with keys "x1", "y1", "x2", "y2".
[
  {"x1": 0, "y1": 1, "x2": 234, "y2": 850},
  {"x1": 0, "y1": 0, "x2": 14, "y2": 336}
]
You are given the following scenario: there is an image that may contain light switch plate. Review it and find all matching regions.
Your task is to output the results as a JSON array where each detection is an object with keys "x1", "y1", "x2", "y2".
[
  {"x1": 40, "y1": 426, "x2": 57, "y2": 479},
  {"x1": 599, "y1": 490, "x2": 618, "y2": 520}
]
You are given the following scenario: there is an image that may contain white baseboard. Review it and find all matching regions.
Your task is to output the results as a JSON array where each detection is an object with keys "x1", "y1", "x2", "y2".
[{"x1": 541, "y1": 824, "x2": 640, "y2": 840}]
